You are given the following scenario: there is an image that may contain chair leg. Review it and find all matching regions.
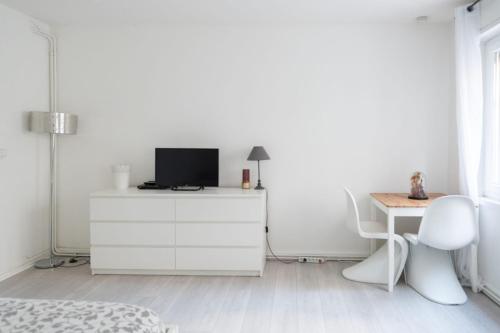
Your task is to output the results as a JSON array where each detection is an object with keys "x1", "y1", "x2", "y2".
[
  {"x1": 342, "y1": 239, "x2": 407, "y2": 285},
  {"x1": 342, "y1": 243, "x2": 389, "y2": 284},
  {"x1": 406, "y1": 243, "x2": 467, "y2": 305}
]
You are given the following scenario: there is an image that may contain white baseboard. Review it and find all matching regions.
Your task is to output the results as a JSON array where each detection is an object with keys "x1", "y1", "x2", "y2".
[
  {"x1": 0, "y1": 250, "x2": 49, "y2": 282},
  {"x1": 53, "y1": 245, "x2": 90, "y2": 256},
  {"x1": 482, "y1": 284, "x2": 500, "y2": 306},
  {"x1": 266, "y1": 250, "x2": 368, "y2": 261},
  {"x1": 0, "y1": 250, "x2": 367, "y2": 282},
  {"x1": 55, "y1": 248, "x2": 367, "y2": 260}
]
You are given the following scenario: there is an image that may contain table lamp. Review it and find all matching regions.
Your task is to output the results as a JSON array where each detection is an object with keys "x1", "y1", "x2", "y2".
[{"x1": 247, "y1": 146, "x2": 270, "y2": 190}]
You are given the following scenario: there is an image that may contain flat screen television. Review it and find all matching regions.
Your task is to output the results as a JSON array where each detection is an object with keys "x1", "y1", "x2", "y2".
[{"x1": 155, "y1": 148, "x2": 219, "y2": 188}]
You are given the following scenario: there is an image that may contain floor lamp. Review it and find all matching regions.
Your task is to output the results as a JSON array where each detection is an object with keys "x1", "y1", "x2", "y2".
[
  {"x1": 29, "y1": 111, "x2": 78, "y2": 268},
  {"x1": 29, "y1": 25, "x2": 79, "y2": 269}
]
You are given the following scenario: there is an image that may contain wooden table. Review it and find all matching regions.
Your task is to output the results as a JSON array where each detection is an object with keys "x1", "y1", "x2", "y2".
[{"x1": 370, "y1": 193, "x2": 446, "y2": 292}]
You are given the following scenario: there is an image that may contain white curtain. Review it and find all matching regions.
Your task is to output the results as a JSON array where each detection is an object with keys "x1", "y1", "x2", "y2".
[{"x1": 454, "y1": 5, "x2": 483, "y2": 292}]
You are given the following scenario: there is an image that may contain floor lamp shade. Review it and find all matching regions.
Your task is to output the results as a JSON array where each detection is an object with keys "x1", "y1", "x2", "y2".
[{"x1": 29, "y1": 111, "x2": 78, "y2": 135}]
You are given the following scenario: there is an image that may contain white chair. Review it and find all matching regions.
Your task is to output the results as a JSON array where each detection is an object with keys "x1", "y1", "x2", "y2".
[
  {"x1": 342, "y1": 188, "x2": 408, "y2": 286},
  {"x1": 403, "y1": 195, "x2": 476, "y2": 305}
]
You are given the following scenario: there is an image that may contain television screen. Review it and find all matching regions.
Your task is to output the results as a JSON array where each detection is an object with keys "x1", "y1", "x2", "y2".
[{"x1": 155, "y1": 148, "x2": 219, "y2": 188}]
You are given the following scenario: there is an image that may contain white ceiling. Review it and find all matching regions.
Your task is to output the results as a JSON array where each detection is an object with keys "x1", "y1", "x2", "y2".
[{"x1": 0, "y1": 0, "x2": 467, "y2": 26}]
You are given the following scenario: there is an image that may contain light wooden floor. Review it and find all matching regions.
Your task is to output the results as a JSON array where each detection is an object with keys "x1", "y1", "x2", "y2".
[{"x1": 1, "y1": 261, "x2": 500, "y2": 333}]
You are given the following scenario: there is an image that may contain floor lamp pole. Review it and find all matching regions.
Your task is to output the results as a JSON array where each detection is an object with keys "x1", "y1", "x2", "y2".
[
  {"x1": 34, "y1": 131, "x2": 64, "y2": 269},
  {"x1": 50, "y1": 133, "x2": 59, "y2": 266}
]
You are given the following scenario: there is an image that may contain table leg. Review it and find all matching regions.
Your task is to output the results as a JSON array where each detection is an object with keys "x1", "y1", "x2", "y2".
[
  {"x1": 387, "y1": 212, "x2": 395, "y2": 292},
  {"x1": 370, "y1": 202, "x2": 377, "y2": 254},
  {"x1": 470, "y1": 243, "x2": 480, "y2": 293}
]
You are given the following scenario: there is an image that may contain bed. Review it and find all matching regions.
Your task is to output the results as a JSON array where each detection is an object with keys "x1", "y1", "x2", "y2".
[{"x1": 0, "y1": 298, "x2": 177, "y2": 333}]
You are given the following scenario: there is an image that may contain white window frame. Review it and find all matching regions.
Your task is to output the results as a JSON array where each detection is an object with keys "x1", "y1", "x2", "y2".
[{"x1": 482, "y1": 34, "x2": 500, "y2": 200}]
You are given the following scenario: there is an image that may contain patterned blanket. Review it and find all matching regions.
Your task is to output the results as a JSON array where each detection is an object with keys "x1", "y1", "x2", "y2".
[{"x1": 0, "y1": 298, "x2": 176, "y2": 333}]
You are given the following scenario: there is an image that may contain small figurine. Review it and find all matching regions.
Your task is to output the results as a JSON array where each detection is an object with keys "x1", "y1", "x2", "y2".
[{"x1": 409, "y1": 171, "x2": 428, "y2": 200}]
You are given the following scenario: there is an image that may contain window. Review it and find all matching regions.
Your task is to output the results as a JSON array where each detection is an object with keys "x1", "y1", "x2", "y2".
[{"x1": 483, "y1": 35, "x2": 500, "y2": 199}]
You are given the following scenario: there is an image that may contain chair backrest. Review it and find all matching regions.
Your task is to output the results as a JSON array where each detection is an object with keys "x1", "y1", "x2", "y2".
[
  {"x1": 344, "y1": 188, "x2": 362, "y2": 236},
  {"x1": 418, "y1": 195, "x2": 476, "y2": 250}
]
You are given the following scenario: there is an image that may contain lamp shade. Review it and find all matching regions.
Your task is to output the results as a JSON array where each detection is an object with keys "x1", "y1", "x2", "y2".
[
  {"x1": 247, "y1": 146, "x2": 270, "y2": 161},
  {"x1": 29, "y1": 111, "x2": 78, "y2": 135}
]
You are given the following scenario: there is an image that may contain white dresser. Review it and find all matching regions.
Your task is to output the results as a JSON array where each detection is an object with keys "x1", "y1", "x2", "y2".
[{"x1": 89, "y1": 187, "x2": 266, "y2": 276}]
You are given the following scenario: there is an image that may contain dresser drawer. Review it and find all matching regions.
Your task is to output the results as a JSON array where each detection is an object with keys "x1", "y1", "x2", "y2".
[
  {"x1": 90, "y1": 198, "x2": 175, "y2": 221},
  {"x1": 176, "y1": 223, "x2": 261, "y2": 246},
  {"x1": 176, "y1": 248, "x2": 262, "y2": 271},
  {"x1": 176, "y1": 198, "x2": 262, "y2": 222},
  {"x1": 91, "y1": 247, "x2": 175, "y2": 270},
  {"x1": 91, "y1": 222, "x2": 175, "y2": 246}
]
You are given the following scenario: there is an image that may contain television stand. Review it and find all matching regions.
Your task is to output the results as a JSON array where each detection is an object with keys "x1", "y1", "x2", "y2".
[
  {"x1": 171, "y1": 186, "x2": 204, "y2": 191},
  {"x1": 89, "y1": 187, "x2": 267, "y2": 277}
]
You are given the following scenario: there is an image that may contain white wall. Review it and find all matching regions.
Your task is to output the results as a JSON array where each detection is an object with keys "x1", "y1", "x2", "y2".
[
  {"x1": 481, "y1": 0, "x2": 500, "y2": 29},
  {"x1": 55, "y1": 23, "x2": 455, "y2": 257},
  {"x1": 0, "y1": 4, "x2": 50, "y2": 280}
]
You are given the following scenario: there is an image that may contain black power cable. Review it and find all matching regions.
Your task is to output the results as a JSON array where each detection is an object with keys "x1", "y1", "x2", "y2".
[
  {"x1": 467, "y1": 0, "x2": 482, "y2": 12},
  {"x1": 264, "y1": 190, "x2": 295, "y2": 264},
  {"x1": 61, "y1": 256, "x2": 90, "y2": 268}
]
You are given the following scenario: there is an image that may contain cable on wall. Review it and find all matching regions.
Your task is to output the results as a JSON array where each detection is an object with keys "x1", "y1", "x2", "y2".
[
  {"x1": 467, "y1": 0, "x2": 482, "y2": 12},
  {"x1": 264, "y1": 190, "x2": 295, "y2": 264}
]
